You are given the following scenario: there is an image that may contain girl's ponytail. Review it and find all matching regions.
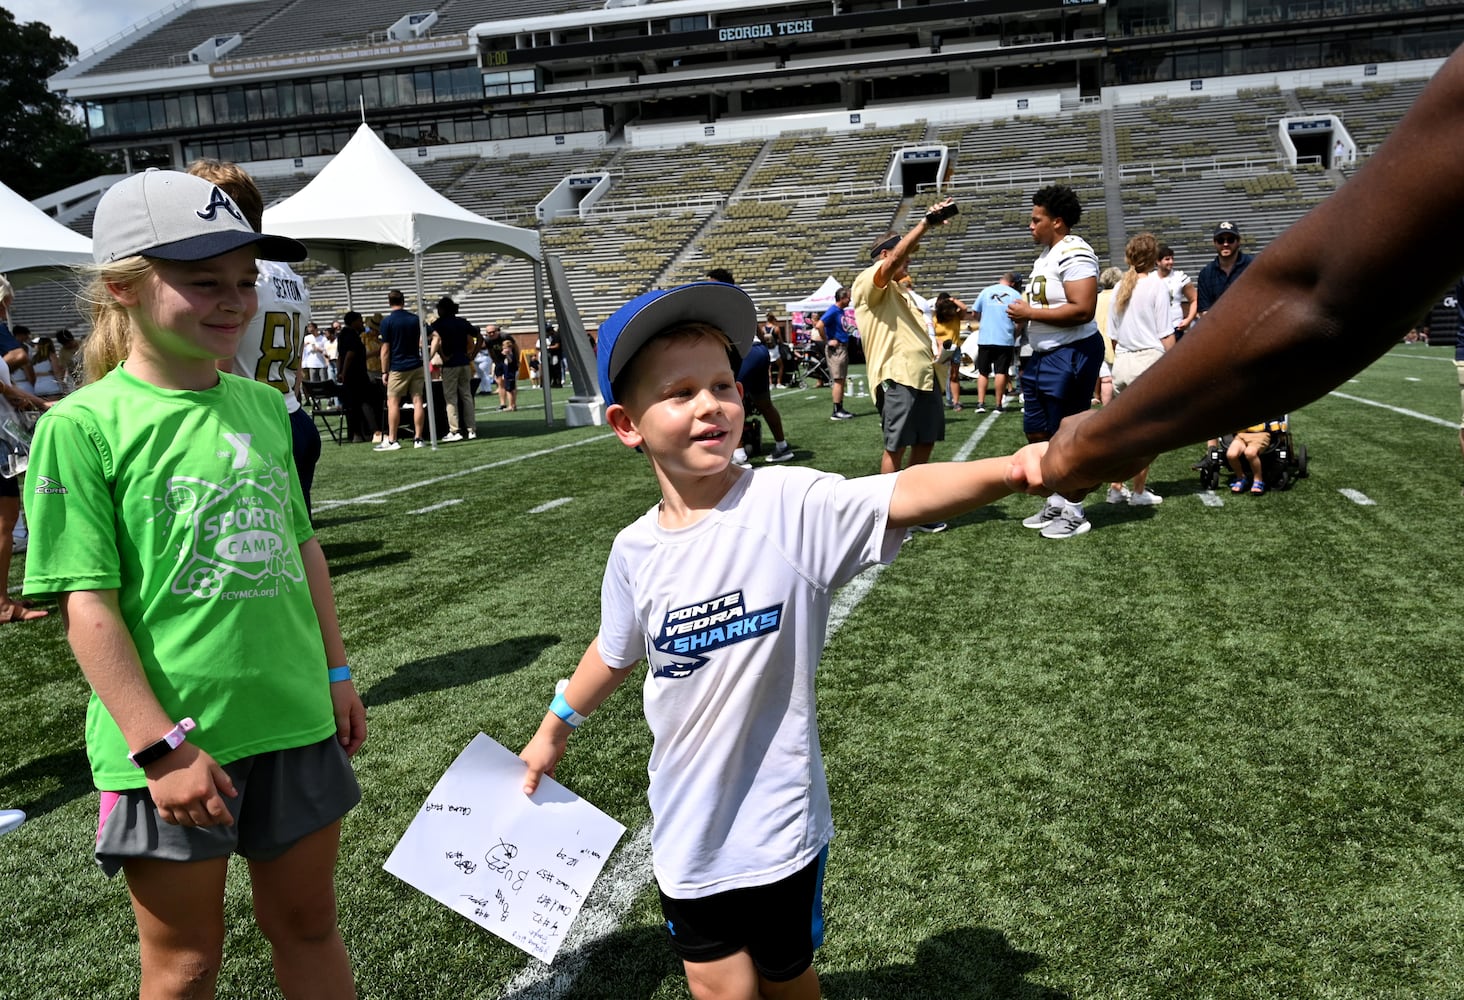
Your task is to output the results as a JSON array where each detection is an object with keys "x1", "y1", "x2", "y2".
[{"x1": 75, "y1": 258, "x2": 152, "y2": 384}]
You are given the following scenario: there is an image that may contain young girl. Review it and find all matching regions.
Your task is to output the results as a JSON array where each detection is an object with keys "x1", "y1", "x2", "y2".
[{"x1": 22, "y1": 170, "x2": 366, "y2": 1000}]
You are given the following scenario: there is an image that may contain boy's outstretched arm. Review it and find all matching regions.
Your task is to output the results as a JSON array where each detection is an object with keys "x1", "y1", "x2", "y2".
[
  {"x1": 887, "y1": 445, "x2": 1043, "y2": 528},
  {"x1": 520, "y1": 638, "x2": 631, "y2": 795}
]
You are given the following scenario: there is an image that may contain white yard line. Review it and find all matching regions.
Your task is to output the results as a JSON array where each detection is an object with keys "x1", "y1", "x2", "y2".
[
  {"x1": 313, "y1": 434, "x2": 616, "y2": 512},
  {"x1": 1339, "y1": 488, "x2": 1376, "y2": 506},
  {"x1": 529, "y1": 498, "x2": 575, "y2": 514},
  {"x1": 408, "y1": 499, "x2": 463, "y2": 515},
  {"x1": 1328, "y1": 391, "x2": 1457, "y2": 429},
  {"x1": 493, "y1": 414, "x2": 1001, "y2": 999}
]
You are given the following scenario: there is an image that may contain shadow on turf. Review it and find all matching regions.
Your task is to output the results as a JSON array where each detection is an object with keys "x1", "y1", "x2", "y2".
[
  {"x1": 823, "y1": 926, "x2": 1070, "y2": 1000},
  {"x1": 317, "y1": 539, "x2": 412, "y2": 577},
  {"x1": 362, "y1": 634, "x2": 559, "y2": 708},
  {"x1": 3, "y1": 746, "x2": 92, "y2": 821}
]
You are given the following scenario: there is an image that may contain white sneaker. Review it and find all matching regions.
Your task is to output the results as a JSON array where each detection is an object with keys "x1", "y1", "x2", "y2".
[
  {"x1": 1106, "y1": 486, "x2": 1130, "y2": 505},
  {"x1": 414, "y1": 440, "x2": 427, "y2": 449},
  {"x1": 0, "y1": 809, "x2": 25, "y2": 836},
  {"x1": 467, "y1": 430, "x2": 477, "y2": 440},
  {"x1": 1021, "y1": 502, "x2": 1064, "y2": 529},
  {"x1": 441, "y1": 432, "x2": 463, "y2": 442},
  {"x1": 1128, "y1": 490, "x2": 1164, "y2": 506},
  {"x1": 765, "y1": 443, "x2": 795, "y2": 463},
  {"x1": 374, "y1": 440, "x2": 401, "y2": 452},
  {"x1": 1040, "y1": 508, "x2": 1091, "y2": 539}
]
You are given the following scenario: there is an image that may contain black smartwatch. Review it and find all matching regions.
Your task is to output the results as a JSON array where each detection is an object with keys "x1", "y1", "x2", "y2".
[{"x1": 128, "y1": 718, "x2": 197, "y2": 768}]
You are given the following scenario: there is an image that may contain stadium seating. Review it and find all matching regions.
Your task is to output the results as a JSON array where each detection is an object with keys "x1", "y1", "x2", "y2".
[{"x1": 3, "y1": 80, "x2": 1413, "y2": 338}]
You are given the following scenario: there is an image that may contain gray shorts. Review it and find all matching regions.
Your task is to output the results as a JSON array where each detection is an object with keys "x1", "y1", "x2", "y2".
[
  {"x1": 95, "y1": 736, "x2": 360, "y2": 877},
  {"x1": 875, "y1": 380, "x2": 945, "y2": 452}
]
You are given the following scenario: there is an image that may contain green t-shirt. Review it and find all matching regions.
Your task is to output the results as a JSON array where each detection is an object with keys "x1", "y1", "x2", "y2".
[{"x1": 23, "y1": 365, "x2": 335, "y2": 790}]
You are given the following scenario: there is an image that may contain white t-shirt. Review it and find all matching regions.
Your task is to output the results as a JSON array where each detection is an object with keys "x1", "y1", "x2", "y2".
[
  {"x1": 1024, "y1": 234, "x2": 1100, "y2": 352},
  {"x1": 237, "y1": 259, "x2": 310, "y2": 414},
  {"x1": 1163, "y1": 269, "x2": 1192, "y2": 329},
  {"x1": 1109, "y1": 272, "x2": 1172, "y2": 353},
  {"x1": 597, "y1": 466, "x2": 903, "y2": 898}
]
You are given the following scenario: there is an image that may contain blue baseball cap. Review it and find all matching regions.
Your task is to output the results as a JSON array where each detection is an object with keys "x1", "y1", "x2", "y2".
[{"x1": 597, "y1": 282, "x2": 757, "y2": 407}]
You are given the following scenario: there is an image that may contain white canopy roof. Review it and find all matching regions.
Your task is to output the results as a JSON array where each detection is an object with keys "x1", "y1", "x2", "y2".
[
  {"x1": 785, "y1": 275, "x2": 841, "y2": 315},
  {"x1": 262, "y1": 123, "x2": 540, "y2": 271},
  {"x1": 0, "y1": 180, "x2": 93, "y2": 290}
]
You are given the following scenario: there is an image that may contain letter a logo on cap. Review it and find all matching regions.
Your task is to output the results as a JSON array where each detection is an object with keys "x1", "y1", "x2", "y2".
[{"x1": 197, "y1": 186, "x2": 243, "y2": 223}]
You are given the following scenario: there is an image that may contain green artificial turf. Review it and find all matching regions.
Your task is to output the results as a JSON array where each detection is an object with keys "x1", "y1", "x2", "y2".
[{"x1": 3, "y1": 348, "x2": 1463, "y2": 998}]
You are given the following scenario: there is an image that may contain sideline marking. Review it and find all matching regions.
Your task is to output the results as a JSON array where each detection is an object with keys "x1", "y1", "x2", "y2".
[
  {"x1": 1339, "y1": 488, "x2": 1376, "y2": 506},
  {"x1": 1328, "y1": 391, "x2": 1456, "y2": 429},
  {"x1": 408, "y1": 499, "x2": 462, "y2": 515},
  {"x1": 495, "y1": 415, "x2": 1002, "y2": 998},
  {"x1": 1198, "y1": 491, "x2": 1224, "y2": 508},
  {"x1": 1405, "y1": 377, "x2": 1421, "y2": 383},
  {"x1": 530, "y1": 498, "x2": 574, "y2": 514},
  {"x1": 313, "y1": 434, "x2": 615, "y2": 512}
]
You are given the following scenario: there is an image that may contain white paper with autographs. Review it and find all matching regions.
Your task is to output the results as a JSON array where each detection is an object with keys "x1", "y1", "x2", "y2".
[{"x1": 384, "y1": 732, "x2": 627, "y2": 963}]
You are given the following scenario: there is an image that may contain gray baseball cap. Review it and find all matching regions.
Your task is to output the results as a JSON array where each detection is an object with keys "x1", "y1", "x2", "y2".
[{"x1": 93, "y1": 169, "x2": 307, "y2": 264}]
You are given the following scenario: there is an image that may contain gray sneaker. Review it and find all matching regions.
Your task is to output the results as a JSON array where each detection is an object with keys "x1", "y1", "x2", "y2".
[
  {"x1": 1040, "y1": 508, "x2": 1091, "y2": 539},
  {"x1": 1021, "y1": 502, "x2": 1064, "y2": 529},
  {"x1": 766, "y1": 443, "x2": 795, "y2": 463}
]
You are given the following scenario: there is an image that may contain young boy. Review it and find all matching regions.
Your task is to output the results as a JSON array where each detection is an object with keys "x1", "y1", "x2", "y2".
[{"x1": 519, "y1": 282, "x2": 1037, "y2": 1000}]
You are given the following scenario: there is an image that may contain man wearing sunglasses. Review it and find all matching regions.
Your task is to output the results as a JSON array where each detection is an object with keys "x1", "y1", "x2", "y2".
[{"x1": 1197, "y1": 221, "x2": 1254, "y2": 315}]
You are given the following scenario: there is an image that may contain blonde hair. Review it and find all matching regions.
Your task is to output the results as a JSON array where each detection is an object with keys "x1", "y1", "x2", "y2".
[
  {"x1": 76, "y1": 257, "x2": 154, "y2": 384},
  {"x1": 1114, "y1": 233, "x2": 1159, "y2": 312},
  {"x1": 186, "y1": 159, "x2": 264, "y2": 231}
]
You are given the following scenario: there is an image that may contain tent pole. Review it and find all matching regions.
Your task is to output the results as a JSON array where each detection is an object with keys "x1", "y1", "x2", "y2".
[
  {"x1": 534, "y1": 262, "x2": 552, "y2": 427},
  {"x1": 416, "y1": 252, "x2": 439, "y2": 448}
]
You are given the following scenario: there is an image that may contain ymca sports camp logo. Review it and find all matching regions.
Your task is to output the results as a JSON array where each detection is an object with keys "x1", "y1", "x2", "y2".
[
  {"x1": 32, "y1": 476, "x2": 68, "y2": 494},
  {"x1": 144, "y1": 433, "x2": 305, "y2": 600},
  {"x1": 648, "y1": 590, "x2": 784, "y2": 679}
]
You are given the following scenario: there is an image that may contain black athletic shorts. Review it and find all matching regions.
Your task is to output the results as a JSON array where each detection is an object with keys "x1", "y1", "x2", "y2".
[
  {"x1": 659, "y1": 846, "x2": 828, "y2": 982},
  {"x1": 974, "y1": 344, "x2": 1015, "y2": 377}
]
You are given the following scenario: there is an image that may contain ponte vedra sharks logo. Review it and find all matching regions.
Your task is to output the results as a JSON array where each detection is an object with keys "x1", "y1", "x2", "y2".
[{"x1": 648, "y1": 590, "x2": 784, "y2": 679}]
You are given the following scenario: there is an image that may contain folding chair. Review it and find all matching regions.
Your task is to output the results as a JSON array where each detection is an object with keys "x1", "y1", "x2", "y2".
[{"x1": 301, "y1": 380, "x2": 347, "y2": 445}]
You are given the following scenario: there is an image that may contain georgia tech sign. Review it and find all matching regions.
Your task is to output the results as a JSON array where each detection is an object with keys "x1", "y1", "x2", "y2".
[{"x1": 717, "y1": 19, "x2": 815, "y2": 42}]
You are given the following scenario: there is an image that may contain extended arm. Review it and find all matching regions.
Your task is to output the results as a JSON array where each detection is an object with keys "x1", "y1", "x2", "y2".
[
  {"x1": 873, "y1": 197, "x2": 956, "y2": 290},
  {"x1": 887, "y1": 447, "x2": 1040, "y2": 528},
  {"x1": 1033, "y1": 49, "x2": 1464, "y2": 496},
  {"x1": 519, "y1": 638, "x2": 632, "y2": 795}
]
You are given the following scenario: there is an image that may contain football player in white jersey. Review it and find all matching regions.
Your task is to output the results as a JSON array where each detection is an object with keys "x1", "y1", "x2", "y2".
[
  {"x1": 187, "y1": 160, "x2": 321, "y2": 515},
  {"x1": 1006, "y1": 184, "x2": 1103, "y2": 539}
]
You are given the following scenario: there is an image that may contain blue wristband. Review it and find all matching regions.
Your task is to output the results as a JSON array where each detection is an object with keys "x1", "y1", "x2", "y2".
[
  {"x1": 328, "y1": 665, "x2": 352, "y2": 684},
  {"x1": 549, "y1": 691, "x2": 587, "y2": 729}
]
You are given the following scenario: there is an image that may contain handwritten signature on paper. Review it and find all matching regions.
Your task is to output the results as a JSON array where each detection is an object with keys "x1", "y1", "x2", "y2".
[
  {"x1": 455, "y1": 838, "x2": 604, "y2": 949},
  {"x1": 424, "y1": 801, "x2": 474, "y2": 816}
]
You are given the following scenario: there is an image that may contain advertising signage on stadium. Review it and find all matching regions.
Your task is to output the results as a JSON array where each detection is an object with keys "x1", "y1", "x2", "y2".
[{"x1": 487, "y1": 0, "x2": 1094, "y2": 66}]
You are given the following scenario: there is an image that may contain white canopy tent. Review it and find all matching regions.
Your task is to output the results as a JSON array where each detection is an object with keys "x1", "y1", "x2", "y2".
[
  {"x1": 262, "y1": 123, "x2": 546, "y2": 444},
  {"x1": 0, "y1": 180, "x2": 93, "y2": 290},
  {"x1": 784, "y1": 275, "x2": 841, "y2": 316}
]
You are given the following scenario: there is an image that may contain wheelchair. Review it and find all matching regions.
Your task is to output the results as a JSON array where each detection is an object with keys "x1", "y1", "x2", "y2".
[{"x1": 1196, "y1": 416, "x2": 1309, "y2": 492}]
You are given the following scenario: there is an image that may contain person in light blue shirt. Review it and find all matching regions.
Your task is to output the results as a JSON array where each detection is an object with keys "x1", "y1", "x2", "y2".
[{"x1": 966, "y1": 272, "x2": 1023, "y2": 412}]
